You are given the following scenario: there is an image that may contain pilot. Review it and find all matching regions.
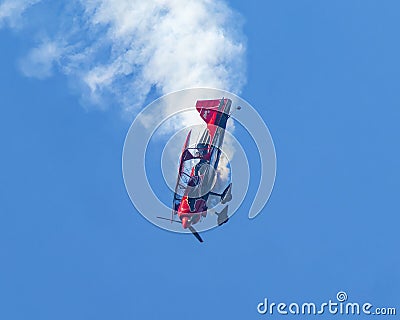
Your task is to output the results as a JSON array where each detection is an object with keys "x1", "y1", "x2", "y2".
[{"x1": 194, "y1": 143, "x2": 210, "y2": 175}]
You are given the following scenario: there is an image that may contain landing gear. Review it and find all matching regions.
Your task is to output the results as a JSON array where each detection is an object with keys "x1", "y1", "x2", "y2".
[
  {"x1": 220, "y1": 183, "x2": 232, "y2": 204},
  {"x1": 209, "y1": 183, "x2": 232, "y2": 226},
  {"x1": 209, "y1": 183, "x2": 232, "y2": 204},
  {"x1": 215, "y1": 205, "x2": 229, "y2": 226}
]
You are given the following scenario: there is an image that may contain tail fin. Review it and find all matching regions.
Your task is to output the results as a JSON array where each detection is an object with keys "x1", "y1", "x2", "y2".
[{"x1": 195, "y1": 98, "x2": 230, "y2": 125}]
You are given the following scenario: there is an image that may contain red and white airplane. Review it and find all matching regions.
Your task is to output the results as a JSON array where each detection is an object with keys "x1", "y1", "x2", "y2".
[{"x1": 158, "y1": 98, "x2": 235, "y2": 242}]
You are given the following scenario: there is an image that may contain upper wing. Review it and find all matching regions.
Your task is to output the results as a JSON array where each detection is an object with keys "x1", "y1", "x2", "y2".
[{"x1": 172, "y1": 130, "x2": 193, "y2": 213}]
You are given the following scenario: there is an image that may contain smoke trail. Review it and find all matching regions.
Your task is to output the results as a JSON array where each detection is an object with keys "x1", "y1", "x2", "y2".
[
  {"x1": 0, "y1": 0, "x2": 246, "y2": 113},
  {"x1": 1, "y1": 0, "x2": 246, "y2": 192},
  {"x1": 0, "y1": 0, "x2": 41, "y2": 28}
]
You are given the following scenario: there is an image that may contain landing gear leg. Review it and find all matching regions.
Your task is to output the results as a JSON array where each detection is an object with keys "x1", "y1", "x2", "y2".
[
  {"x1": 215, "y1": 205, "x2": 229, "y2": 226},
  {"x1": 209, "y1": 183, "x2": 232, "y2": 204}
]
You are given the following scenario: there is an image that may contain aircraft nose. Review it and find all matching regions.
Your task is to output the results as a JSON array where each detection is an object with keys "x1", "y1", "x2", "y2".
[{"x1": 181, "y1": 217, "x2": 189, "y2": 229}]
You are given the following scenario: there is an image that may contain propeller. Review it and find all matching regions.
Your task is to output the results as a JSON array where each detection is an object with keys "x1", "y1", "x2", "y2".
[
  {"x1": 156, "y1": 216, "x2": 204, "y2": 243},
  {"x1": 188, "y1": 226, "x2": 204, "y2": 243}
]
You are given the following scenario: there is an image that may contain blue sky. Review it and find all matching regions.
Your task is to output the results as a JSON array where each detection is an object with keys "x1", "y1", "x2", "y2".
[{"x1": 1, "y1": 1, "x2": 399, "y2": 319}]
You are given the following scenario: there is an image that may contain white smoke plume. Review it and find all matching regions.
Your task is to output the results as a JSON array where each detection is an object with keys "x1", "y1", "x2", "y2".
[
  {"x1": 0, "y1": 0, "x2": 41, "y2": 28},
  {"x1": 0, "y1": 0, "x2": 246, "y2": 113},
  {"x1": 1, "y1": 0, "x2": 246, "y2": 190}
]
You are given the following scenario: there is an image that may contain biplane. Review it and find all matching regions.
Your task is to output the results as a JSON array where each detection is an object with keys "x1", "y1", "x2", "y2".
[{"x1": 157, "y1": 98, "x2": 235, "y2": 242}]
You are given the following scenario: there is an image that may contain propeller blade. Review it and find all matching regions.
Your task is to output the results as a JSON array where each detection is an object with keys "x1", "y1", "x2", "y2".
[
  {"x1": 156, "y1": 217, "x2": 204, "y2": 242},
  {"x1": 156, "y1": 216, "x2": 182, "y2": 224},
  {"x1": 188, "y1": 226, "x2": 204, "y2": 243}
]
